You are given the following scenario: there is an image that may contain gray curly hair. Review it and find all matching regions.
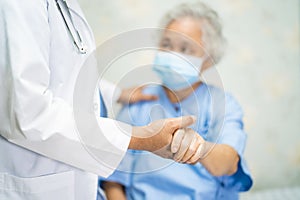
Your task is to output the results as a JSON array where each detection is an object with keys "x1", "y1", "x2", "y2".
[{"x1": 160, "y1": 2, "x2": 226, "y2": 64}]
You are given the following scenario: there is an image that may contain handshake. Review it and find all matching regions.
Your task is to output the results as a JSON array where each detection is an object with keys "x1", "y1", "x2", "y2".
[{"x1": 130, "y1": 116, "x2": 206, "y2": 164}]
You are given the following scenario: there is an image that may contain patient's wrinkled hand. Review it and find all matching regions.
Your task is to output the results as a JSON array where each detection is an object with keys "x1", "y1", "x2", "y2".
[
  {"x1": 171, "y1": 128, "x2": 205, "y2": 164},
  {"x1": 118, "y1": 85, "x2": 158, "y2": 104},
  {"x1": 153, "y1": 128, "x2": 205, "y2": 164}
]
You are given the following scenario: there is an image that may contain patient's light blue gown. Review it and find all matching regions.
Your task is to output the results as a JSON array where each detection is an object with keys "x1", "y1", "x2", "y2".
[{"x1": 101, "y1": 83, "x2": 252, "y2": 200}]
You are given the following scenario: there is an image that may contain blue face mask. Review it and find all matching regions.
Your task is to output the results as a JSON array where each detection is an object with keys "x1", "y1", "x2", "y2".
[{"x1": 152, "y1": 51, "x2": 204, "y2": 91}]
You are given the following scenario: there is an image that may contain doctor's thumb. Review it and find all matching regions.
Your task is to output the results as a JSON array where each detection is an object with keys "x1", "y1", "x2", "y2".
[{"x1": 168, "y1": 115, "x2": 197, "y2": 132}]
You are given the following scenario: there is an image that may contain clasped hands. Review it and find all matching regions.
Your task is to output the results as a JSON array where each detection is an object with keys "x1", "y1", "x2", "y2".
[{"x1": 130, "y1": 116, "x2": 206, "y2": 164}]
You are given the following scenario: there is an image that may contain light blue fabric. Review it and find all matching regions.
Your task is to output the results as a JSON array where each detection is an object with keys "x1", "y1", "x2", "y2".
[
  {"x1": 99, "y1": 91, "x2": 108, "y2": 118},
  {"x1": 97, "y1": 91, "x2": 108, "y2": 200},
  {"x1": 100, "y1": 84, "x2": 252, "y2": 200}
]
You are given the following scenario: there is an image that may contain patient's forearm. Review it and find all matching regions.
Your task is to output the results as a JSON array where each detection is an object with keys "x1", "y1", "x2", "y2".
[
  {"x1": 102, "y1": 181, "x2": 126, "y2": 200},
  {"x1": 199, "y1": 142, "x2": 239, "y2": 176}
]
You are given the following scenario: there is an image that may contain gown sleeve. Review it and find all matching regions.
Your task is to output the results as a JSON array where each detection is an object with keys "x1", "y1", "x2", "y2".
[{"x1": 216, "y1": 93, "x2": 253, "y2": 191}]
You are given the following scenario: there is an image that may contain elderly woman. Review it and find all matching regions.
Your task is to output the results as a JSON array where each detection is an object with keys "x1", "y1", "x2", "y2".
[{"x1": 100, "y1": 2, "x2": 252, "y2": 200}]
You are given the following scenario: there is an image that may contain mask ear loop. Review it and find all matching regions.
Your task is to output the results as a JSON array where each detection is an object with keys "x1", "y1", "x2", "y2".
[
  {"x1": 199, "y1": 52, "x2": 212, "y2": 72},
  {"x1": 189, "y1": 53, "x2": 209, "y2": 85}
]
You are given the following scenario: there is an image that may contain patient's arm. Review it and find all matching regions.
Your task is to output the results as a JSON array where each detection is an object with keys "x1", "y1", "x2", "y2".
[
  {"x1": 172, "y1": 131, "x2": 239, "y2": 177},
  {"x1": 102, "y1": 181, "x2": 126, "y2": 200},
  {"x1": 198, "y1": 142, "x2": 239, "y2": 176}
]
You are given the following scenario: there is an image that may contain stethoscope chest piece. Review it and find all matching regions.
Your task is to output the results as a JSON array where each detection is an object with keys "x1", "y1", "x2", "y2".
[
  {"x1": 79, "y1": 43, "x2": 88, "y2": 54},
  {"x1": 56, "y1": 0, "x2": 88, "y2": 54}
]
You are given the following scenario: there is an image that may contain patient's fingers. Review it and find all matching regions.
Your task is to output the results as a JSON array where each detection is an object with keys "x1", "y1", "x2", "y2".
[
  {"x1": 180, "y1": 135, "x2": 201, "y2": 163},
  {"x1": 173, "y1": 129, "x2": 194, "y2": 161},
  {"x1": 171, "y1": 129, "x2": 185, "y2": 153},
  {"x1": 187, "y1": 141, "x2": 205, "y2": 164}
]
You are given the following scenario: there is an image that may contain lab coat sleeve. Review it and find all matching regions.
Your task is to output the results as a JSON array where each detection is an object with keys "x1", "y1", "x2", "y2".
[
  {"x1": 0, "y1": 0, "x2": 131, "y2": 177},
  {"x1": 216, "y1": 94, "x2": 253, "y2": 191},
  {"x1": 99, "y1": 105, "x2": 140, "y2": 187}
]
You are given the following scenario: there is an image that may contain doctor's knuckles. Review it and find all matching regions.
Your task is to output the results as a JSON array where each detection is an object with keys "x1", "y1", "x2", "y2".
[{"x1": 129, "y1": 116, "x2": 196, "y2": 151}]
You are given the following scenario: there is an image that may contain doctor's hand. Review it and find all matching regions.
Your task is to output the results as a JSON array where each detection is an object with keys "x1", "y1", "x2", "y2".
[
  {"x1": 117, "y1": 85, "x2": 158, "y2": 104},
  {"x1": 129, "y1": 116, "x2": 196, "y2": 158}
]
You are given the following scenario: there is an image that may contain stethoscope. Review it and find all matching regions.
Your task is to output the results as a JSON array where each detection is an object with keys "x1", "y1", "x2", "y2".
[{"x1": 55, "y1": 0, "x2": 88, "y2": 54}]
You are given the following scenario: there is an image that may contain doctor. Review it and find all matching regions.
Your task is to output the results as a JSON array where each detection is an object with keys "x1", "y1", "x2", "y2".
[{"x1": 0, "y1": 0, "x2": 204, "y2": 199}]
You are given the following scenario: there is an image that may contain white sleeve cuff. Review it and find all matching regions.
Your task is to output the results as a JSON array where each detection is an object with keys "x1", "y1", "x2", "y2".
[{"x1": 97, "y1": 117, "x2": 131, "y2": 153}]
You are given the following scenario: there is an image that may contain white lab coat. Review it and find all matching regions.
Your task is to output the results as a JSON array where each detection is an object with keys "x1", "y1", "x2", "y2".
[{"x1": 0, "y1": 0, "x2": 130, "y2": 199}]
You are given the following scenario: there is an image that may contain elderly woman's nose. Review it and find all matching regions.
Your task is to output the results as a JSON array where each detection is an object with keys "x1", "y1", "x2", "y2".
[{"x1": 173, "y1": 47, "x2": 183, "y2": 53}]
